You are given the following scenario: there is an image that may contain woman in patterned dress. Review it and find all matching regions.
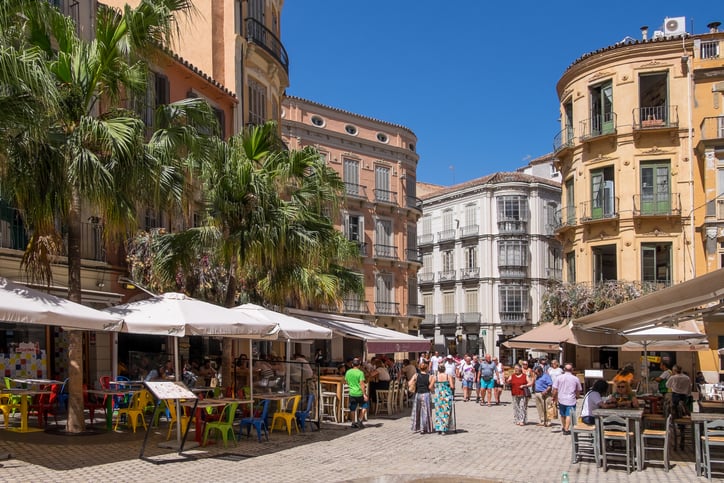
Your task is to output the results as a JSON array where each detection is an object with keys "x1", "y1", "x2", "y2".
[
  {"x1": 432, "y1": 364, "x2": 455, "y2": 434},
  {"x1": 409, "y1": 361, "x2": 434, "y2": 433},
  {"x1": 507, "y1": 363, "x2": 531, "y2": 426}
]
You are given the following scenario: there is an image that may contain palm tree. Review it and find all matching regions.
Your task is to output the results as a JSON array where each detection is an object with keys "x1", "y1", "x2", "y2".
[
  {"x1": 127, "y1": 122, "x2": 364, "y2": 384},
  {"x1": 0, "y1": 0, "x2": 196, "y2": 432}
]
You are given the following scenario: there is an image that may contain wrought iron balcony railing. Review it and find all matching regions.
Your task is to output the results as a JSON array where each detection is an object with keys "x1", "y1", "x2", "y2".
[
  {"x1": 373, "y1": 244, "x2": 398, "y2": 259},
  {"x1": 460, "y1": 267, "x2": 480, "y2": 280},
  {"x1": 406, "y1": 195, "x2": 422, "y2": 212},
  {"x1": 375, "y1": 301, "x2": 399, "y2": 315},
  {"x1": 437, "y1": 229, "x2": 456, "y2": 243},
  {"x1": 498, "y1": 219, "x2": 527, "y2": 234},
  {"x1": 407, "y1": 304, "x2": 425, "y2": 318},
  {"x1": 460, "y1": 224, "x2": 479, "y2": 238},
  {"x1": 633, "y1": 105, "x2": 678, "y2": 130},
  {"x1": 632, "y1": 192, "x2": 681, "y2": 217},
  {"x1": 417, "y1": 233, "x2": 434, "y2": 246},
  {"x1": 343, "y1": 298, "x2": 368, "y2": 314},
  {"x1": 580, "y1": 197, "x2": 619, "y2": 222},
  {"x1": 373, "y1": 189, "x2": 398, "y2": 205},
  {"x1": 554, "y1": 206, "x2": 577, "y2": 230},
  {"x1": 418, "y1": 272, "x2": 435, "y2": 284},
  {"x1": 345, "y1": 182, "x2": 368, "y2": 200},
  {"x1": 438, "y1": 270, "x2": 456, "y2": 283},
  {"x1": 406, "y1": 249, "x2": 422, "y2": 263},
  {"x1": 553, "y1": 126, "x2": 575, "y2": 153},
  {"x1": 499, "y1": 311, "x2": 528, "y2": 325},
  {"x1": 579, "y1": 112, "x2": 617, "y2": 141},
  {"x1": 244, "y1": 18, "x2": 289, "y2": 73}
]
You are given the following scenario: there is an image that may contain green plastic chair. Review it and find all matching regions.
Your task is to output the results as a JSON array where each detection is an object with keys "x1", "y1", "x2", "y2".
[
  {"x1": 3, "y1": 377, "x2": 21, "y2": 416},
  {"x1": 203, "y1": 402, "x2": 239, "y2": 447}
]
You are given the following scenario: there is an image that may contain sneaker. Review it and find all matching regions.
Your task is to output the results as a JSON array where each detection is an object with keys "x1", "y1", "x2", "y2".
[
  {"x1": 357, "y1": 421, "x2": 365, "y2": 428},
  {"x1": 351, "y1": 422, "x2": 359, "y2": 428}
]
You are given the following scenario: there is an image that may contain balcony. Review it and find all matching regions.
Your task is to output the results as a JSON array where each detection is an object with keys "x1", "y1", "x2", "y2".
[
  {"x1": 497, "y1": 218, "x2": 527, "y2": 235},
  {"x1": 419, "y1": 316, "x2": 435, "y2": 336},
  {"x1": 373, "y1": 189, "x2": 398, "y2": 206},
  {"x1": 373, "y1": 244, "x2": 398, "y2": 260},
  {"x1": 554, "y1": 206, "x2": 577, "y2": 231},
  {"x1": 343, "y1": 298, "x2": 368, "y2": 314},
  {"x1": 580, "y1": 197, "x2": 619, "y2": 222},
  {"x1": 345, "y1": 182, "x2": 368, "y2": 200},
  {"x1": 699, "y1": 116, "x2": 724, "y2": 149},
  {"x1": 459, "y1": 312, "x2": 481, "y2": 324},
  {"x1": 632, "y1": 192, "x2": 681, "y2": 217},
  {"x1": 406, "y1": 248, "x2": 422, "y2": 264},
  {"x1": 437, "y1": 313, "x2": 458, "y2": 335},
  {"x1": 244, "y1": 18, "x2": 289, "y2": 74},
  {"x1": 633, "y1": 105, "x2": 679, "y2": 131},
  {"x1": 407, "y1": 304, "x2": 425, "y2": 318},
  {"x1": 418, "y1": 272, "x2": 435, "y2": 285},
  {"x1": 553, "y1": 126, "x2": 575, "y2": 156},
  {"x1": 579, "y1": 113, "x2": 617, "y2": 142},
  {"x1": 406, "y1": 195, "x2": 422, "y2": 213},
  {"x1": 438, "y1": 270, "x2": 456, "y2": 283},
  {"x1": 460, "y1": 267, "x2": 480, "y2": 281},
  {"x1": 375, "y1": 301, "x2": 399, "y2": 315},
  {"x1": 460, "y1": 224, "x2": 479, "y2": 239},
  {"x1": 499, "y1": 311, "x2": 528, "y2": 325},
  {"x1": 417, "y1": 233, "x2": 434, "y2": 246},
  {"x1": 354, "y1": 242, "x2": 368, "y2": 257},
  {"x1": 437, "y1": 229, "x2": 456, "y2": 243},
  {"x1": 498, "y1": 265, "x2": 527, "y2": 279}
]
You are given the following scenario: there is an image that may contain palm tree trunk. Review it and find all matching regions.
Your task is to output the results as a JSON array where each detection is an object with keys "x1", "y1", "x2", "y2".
[
  {"x1": 66, "y1": 188, "x2": 85, "y2": 432},
  {"x1": 221, "y1": 272, "x2": 237, "y2": 391}
]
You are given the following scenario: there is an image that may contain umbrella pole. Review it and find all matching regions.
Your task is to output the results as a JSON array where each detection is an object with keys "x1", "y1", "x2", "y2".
[
  {"x1": 286, "y1": 339, "x2": 291, "y2": 392},
  {"x1": 174, "y1": 337, "x2": 182, "y2": 445},
  {"x1": 642, "y1": 341, "x2": 648, "y2": 394}
]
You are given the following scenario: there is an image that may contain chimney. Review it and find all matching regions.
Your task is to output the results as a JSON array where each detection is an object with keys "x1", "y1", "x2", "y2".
[
  {"x1": 708, "y1": 22, "x2": 721, "y2": 33},
  {"x1": 640, "y1": 26, "x2": 649, "y2": 40}
]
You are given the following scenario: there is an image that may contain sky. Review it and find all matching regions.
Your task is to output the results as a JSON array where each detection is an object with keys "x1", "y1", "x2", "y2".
[{"x1": 281, "y1": 1, "x2": 717, "y2": 185}]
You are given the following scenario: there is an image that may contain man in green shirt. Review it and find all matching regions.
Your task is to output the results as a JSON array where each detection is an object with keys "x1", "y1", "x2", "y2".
[{"x1": 345, "y1": 358, "x2": 368, "y2": 428}]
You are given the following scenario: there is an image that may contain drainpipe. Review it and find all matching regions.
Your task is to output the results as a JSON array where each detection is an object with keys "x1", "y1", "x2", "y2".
[{"x1": 685, "y1": 47, "x2": 695, "y2": 280}]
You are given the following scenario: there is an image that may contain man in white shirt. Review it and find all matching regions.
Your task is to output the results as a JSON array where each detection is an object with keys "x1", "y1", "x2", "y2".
[
  {"x1": 430, "y1": 351, "x2": 442, "y2": 374},
  {"x1": 444, "y1": 355, "x2": 457, "y2": 388}
]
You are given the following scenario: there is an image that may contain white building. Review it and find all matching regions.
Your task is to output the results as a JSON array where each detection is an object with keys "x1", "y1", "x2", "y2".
[{"x1": 417, "y1": 169, "x2": 562, "y2": 362}]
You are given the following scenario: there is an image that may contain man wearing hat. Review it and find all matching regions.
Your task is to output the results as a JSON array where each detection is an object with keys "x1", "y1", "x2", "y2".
[
  {"x1": 443, "y1": 355, "x2": 457, "y2": 390},
  {"x1": 345, "y1": 358, "x2": 368, "y2": 428}
]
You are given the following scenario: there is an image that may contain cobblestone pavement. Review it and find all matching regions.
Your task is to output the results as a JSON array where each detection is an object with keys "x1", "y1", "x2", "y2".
[{"x1": 0, "y1": 390, "x2": 708, "y2": 483}]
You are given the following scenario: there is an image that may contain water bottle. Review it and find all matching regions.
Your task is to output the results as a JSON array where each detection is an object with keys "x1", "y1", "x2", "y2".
[{"x1": 561, "y1": 471, "x2": 569, "y2": 483}]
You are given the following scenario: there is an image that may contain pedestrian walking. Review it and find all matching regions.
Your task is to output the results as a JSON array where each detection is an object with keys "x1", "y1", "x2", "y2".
[
  {"x1": 409, "y1": 361, "x2": 434, "y2": 433},
  {"x1": 432, "y1": 365, "x2": 455, "y2": 434},
  {"x1": 507, "y1": 363, "x2": 531, "y2": 426},
  {"x1": 532, "y1": 366, "x2": 553, "y2": 426},
  {"x1": 479, "y1": 354, "x2": 497, "y2": 407},
  {"x1": 345, "y1": 358, "x2": 369, "y2": 428},
  {"x1": 551, "y1": 362, "x2": 582, "y2": 435}
]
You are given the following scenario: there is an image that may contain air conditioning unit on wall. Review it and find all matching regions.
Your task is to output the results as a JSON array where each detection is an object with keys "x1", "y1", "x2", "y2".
[{"x1": 664, "y1": 17, "x2": 686, "y2": 37}]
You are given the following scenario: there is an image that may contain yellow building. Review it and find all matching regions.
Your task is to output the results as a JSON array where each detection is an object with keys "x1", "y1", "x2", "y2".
[
  {"x1": 104, "y1": 0, "x2": 288, "y2": 131},
  {"x1": 554, "y1": 19, "x2": 724, "y2": 379}
]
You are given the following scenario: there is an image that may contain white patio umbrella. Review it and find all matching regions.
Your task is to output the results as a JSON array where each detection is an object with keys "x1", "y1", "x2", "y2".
[
  {"x1": 103, "y1": 293, "x2": 279, "y2": 446},
  {"x1": 622, "y1": 322, "x2": 707, "y2": 385},
  {"x1": 0, "y1": 277, "x2": 123, "y2": 331}
]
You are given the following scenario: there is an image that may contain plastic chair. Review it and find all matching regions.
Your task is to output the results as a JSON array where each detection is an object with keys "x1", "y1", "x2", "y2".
[
  {"x1": 271, "y1": 395, "x2": 302, "y2": 435},
  {"x1": 83, "y1": 384, "x2": 106, "y2": 425},
  {"x1": 3, "y1": 377, "x2": 21, "y2": 416},
  {"x1": 296, "y1": 394, "x2": 315, "y2": 432},
  {"x1": 203, "y1": 402, "x2": 239, "y2": 447},
  {"x1": 114, "y1": 390, "x2": 149, "y2": 432},
  {"x1": 702, "y1": 418, "x2": 724, "y2": 481},
  {"x1": 28, "y1": 384, "x2": 61, "y2": 427},
  {"x1": 642, "y1": 413, "x2": 671, "y2": 472},
  {"x1": 240, "y1": 399, "x2": 270, "y2": 442},
  {"x1": 165, "y1": 400, "x2": 191, "y2": 440},
  {"x1": 600, "y1": 414, "x2": 636, "y2": 474},
  {"x1": 58, "y1": 378, "x2": 70, "y2": 413},
  {"x1": 0, "y1": 392, "x2": 20, "y2": 428}
]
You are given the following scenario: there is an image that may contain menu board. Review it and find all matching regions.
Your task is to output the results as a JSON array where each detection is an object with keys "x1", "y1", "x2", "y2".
[{"x1": 144, "y1": 381, "x2": 197, "y2": 400}]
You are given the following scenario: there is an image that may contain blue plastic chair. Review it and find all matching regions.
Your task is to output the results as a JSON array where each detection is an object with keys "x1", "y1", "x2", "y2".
[
  {"x1": 239, "y1": 399, "x2": 270, "y2": 442},
  {"x1": 296, "y1": 394, "x2": 315, "y2": 432},
  {"x1": 58, "y1": 378, "x2": 69, "y2": 413}
]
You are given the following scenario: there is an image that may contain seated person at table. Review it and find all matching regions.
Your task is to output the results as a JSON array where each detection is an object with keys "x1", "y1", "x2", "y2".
[
  {"x1": 613, "y1": 364, "x2": 636, "y2": 385},
  {"x1": 158, "y1": 360, "x2": 175, "y2": 380},
  {"x1": 601, "y1": 380, "x2": 640, "y2": 409},
  {"x1": 580, "y1": 379, "x2": 608, "y2": 425}
]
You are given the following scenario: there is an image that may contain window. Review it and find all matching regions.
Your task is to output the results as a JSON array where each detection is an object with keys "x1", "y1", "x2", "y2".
[
  {"x1": 701, "y1": 40, "x2": 720, "y2": 60},
  {"x1": 376, "y1": 132, "x2": 388, "y2": 143},
  {"x1": 311, "y1": 115, "x2": 325, "y2": 127},
  {"x1": 590, "y1": 167, "x2": 615, "y2": 219},
  {"x1": 499, "y1": 285, "x2": 528, "y2": 320},
  {"x1": 563, "y1": 99, "x2": 574, "y2": 144},
  {"x1": 344, "y1": 159, "x2": 361, "y2": 196},
  {"x1": 593, "y1": 244, "x2": 617, "y2": 282},
  {"x1": 464, "y1": 246, "x2": 477, "y2": 270},
  {"x1": 345, "y1": 124, "x2": 358, "y2": 135},
  {"x1": 375, "y1": 273, "x2": 394, "y2": 311},
  {"x1": 465, "y1": 289, "x2": 478, "y2": 312},
  {"x1": 375, "y1": 218, "x2": 394, "y2": 258},
  {"x1": 421, "y1": 215, "x2": 431, "y2": 236},
  {"x1": 565, "y1": 178, "x2": 575, "y2": 225},
  {"x1": 589, "y1": 81, "x2": 614, "y2": 136},
  {"x1": 422, "y1": 252, "x2": 433, "y2": 274},
  {"x1": 498, "y1": 240, "x2": 527, "y2": 267},
  {"x1": 213, "y1": 107, "x2": 226, "y2": 138},
  {"x1": 375, "y1": 166, "x2": 391, "y2": 201},
  {"x1": 345, "y1": 214, "x2": 364, "y2": 243},
  {"x1": 138, "y1": 72, "x2": 168, "y2": 128},
  {"x1": 547, "y1": 246, "x2": 562, "y2": 279},
  {"x1": 408, "y1": 278, "x2": 419, "y2": 308},
  {"x1": 248, "y1": 78, "x2": 266, "y2": 125},
  {"x1": 566, "y1": 251, "x2": 576, "y2": 283},
  {"x1": 442, "y1": 291, "x2": 455, "y2": 314},
  {"x1": 497, "y1": 196, "x2": 527, "y2": 221},
  {"x1": 442, "y1": 250, "x2": 454, "y2": 272},
  {"x1": 638, "y1": 72, "x2": 669, "y2": 125},
  {"x1": 640, "y1": 161, "x2": 671, "y2": 215},
  {"x1": 642, "y1": 242, "x2": 671, "y2": 286}
]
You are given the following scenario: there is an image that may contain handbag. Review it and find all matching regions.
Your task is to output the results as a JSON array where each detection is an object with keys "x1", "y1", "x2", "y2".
[
  {"x1": 522, "y1": 386, "x2": 532, "y2": 398},
  {"x1": 408, "y1": 375, "x2": 417, "y2": 393},
  {"x1": 546, "y1": 398, "x2": 558, "y2": 420}
]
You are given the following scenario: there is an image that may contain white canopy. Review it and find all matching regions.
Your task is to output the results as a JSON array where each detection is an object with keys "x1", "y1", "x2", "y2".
[
  {"x1": 289, "y1": 309, "x2": 431, "y2": 354},
  {"x1": 232, "y1": 303, "x2": 332, "y2": 340},
  {"x1": 0, "y1": 277, "x2": 123, "y2": 331},
  {"x1": 104, "y1": 293, "x2": 278, "y2": 338}
]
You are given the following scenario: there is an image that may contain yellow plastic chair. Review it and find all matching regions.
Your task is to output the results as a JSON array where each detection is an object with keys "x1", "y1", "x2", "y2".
[
  {"x1": 203, "y1": 402, "x2": 239, "y2": 447},
  {"x1": 271, "y1": 395, "x2": 301, "y2": 435},
  {"x1": 114, "y1": 390, "x2": 149, "y2": 433},
  {"x1": 165, "y1": 399, "x2": 191, "y2": 440},
  {"x1": 0, "y1": 392, "x2": 20, "y2": 428}
]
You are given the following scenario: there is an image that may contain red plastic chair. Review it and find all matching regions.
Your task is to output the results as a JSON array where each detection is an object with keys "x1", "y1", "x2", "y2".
[{"x1": 83, "y1": 384, "x2": 105, "y2": 425}]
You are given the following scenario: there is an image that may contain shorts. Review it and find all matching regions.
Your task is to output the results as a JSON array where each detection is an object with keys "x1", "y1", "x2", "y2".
[
  {"x1": 494, "y1": 381, "x2": 503, "y2": 388},
  {"x1": 558, "y1": 403, "x2": 576, "y2": 418},
  {"x1": 479, "y1": 378, "x2": 495, "y2": 390},
  {"x1": 349, "y1": 395, "x2": 368, "y2": 411},
  {"x1": 461, "y1": 379, "x2": 474, "y2": 389}
]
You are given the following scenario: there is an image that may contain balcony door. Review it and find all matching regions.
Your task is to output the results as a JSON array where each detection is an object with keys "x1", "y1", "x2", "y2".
[
  {"x1": 640, "y1": 162, "x2": 670, "y2": 215},
  {"x1": 590, "y1": 81, "x2": 614, "y2": 135},
  {"x1": 591, "y1": 167, "x2": 615, "y2": 219}
]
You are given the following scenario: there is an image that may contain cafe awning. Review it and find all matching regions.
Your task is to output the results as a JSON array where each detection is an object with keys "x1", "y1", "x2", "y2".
[
  {"x1": 288, "y1": 309, "x2": 431, "y2": 353},
  {"x1": 503, "y1": 322, "x2": 573, "y2": 351},
  {"x1": 573, "y1": 268, "x2": 724, "y2": 334}
]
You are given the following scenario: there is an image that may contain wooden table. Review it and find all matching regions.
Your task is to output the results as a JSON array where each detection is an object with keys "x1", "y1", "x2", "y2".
[
  {"x1": 698, "y1": 399, "x2": 724, "y2": 414},
  {"x1": 3, "y1": 388, "x2": 51, "y2": 432},
  {"x1": 592, "y1": 408, "x2": 645, "y2": 472},
  {"x1": 319, "y1": 375, "x2": 345, "y2": 422},
  {"x1": 691, "y1": 412, "x2": 724, "y2": 476}
]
